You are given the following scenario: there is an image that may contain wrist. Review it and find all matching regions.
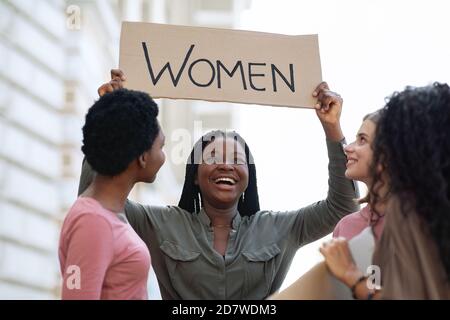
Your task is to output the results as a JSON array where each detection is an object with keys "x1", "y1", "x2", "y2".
[
  {"x1": 322, "y1": 122, "x2": 344, "y2": 142},
  {"x1": 342, "y1": 266, "x2": 364, "y2": 288}
]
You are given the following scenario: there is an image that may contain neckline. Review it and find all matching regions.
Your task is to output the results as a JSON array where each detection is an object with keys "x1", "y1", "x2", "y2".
[
  {"x1": 78, "y1": 196, "x2": 128, "y2": 224},
  {"x1": 359, "y1": 204, "x2": 385, "y2": 224},
  {"x1": 198, "y1": 208, "x2": 241, "y2": 230}
]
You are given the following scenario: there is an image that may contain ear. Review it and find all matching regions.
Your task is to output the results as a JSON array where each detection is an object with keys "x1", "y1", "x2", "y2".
[{"x1": 138, "y1": 152, "x2": 147, "y2": 169}]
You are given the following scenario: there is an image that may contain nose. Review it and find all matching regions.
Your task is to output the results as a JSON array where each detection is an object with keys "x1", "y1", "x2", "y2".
[
  {"x1": 344, "y1": 141, "x2": 355, "y2": 155},
  {"x1": 217, "y1": 162, "x2": 235, "y2": 171}
]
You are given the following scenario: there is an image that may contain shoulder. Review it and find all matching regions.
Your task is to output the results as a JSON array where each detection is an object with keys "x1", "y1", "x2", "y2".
[
  {"x1": 130, "y1": 203, "x2": 196, "y2": 225},
  {"x1": 333, "y1": 206, "x2": 369, "y2": 239},
  {"x1": 337, "y1": 209, "x2": 366, "y2": 225},
  {"x1": 62, "y1": 198, "x2": 115, "y2": 234}
]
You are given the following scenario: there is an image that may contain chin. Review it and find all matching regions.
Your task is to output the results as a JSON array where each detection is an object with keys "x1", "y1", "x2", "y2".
[
  {"x1": 213, "y1": 196, "x2": 239, "y2": 207},
  {"x1": 345, "y1": 170, "x2": 357, "y2": 180}
]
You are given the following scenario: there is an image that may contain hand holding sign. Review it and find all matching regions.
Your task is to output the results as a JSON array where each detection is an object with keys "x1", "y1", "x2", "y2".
[
  {"x1": 98, "y1": 69, "x2": 126, "y2": 96},
  {"x1": 313, "y1": 81, "x2": 344, "y2": 142}
]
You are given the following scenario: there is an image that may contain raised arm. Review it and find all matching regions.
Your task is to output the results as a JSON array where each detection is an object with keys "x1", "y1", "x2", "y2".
[
  {"x1": 290, "y1": 138, "x2": 359, "y2": 246},
  {"x1": 273, "y1": 83, "x2": 359, "y2": 246},
  {"x1": 313, "y1": 81, "x2": 344, "y2": 143},
  {"x1": 296, "y1": 83, "x2": 358, "y2": 244}
]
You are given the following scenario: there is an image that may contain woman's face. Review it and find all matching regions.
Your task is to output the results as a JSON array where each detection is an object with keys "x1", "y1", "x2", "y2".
[
  {"x1": 196, "y1": 137, "x2": 249, "y2": 209},
  {"x1": 140, "y1": 128, "x2": 166, "y2": 183},
  {"x1": 344, "y1": 119, "x2": 376, "y2": 185}
]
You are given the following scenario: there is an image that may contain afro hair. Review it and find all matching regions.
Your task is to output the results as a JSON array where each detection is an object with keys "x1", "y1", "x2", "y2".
[{"x1": 81, "y1": 89, "x2": 159, "y2": 176}]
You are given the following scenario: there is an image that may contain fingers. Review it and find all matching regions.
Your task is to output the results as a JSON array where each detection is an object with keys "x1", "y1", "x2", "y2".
[
  {"x1": 315, "y1": 91, "x2": 332, "y2": 112},
  {"x1": 312, "y1": 81, "x2": 330, "y2": 97},
  {"x1": 320, "y1": 237, "x2": 348, "y2": 253},
  {"x1": 319, "y1": 246, "x2": 325, "y2": 255},
  {"x1": 315, "y1": 90, "x2": 342, "y2": 112},
  {"x1": 110, "y1": 78, "x2": 123, "y2": 90},
  {"x1": 111, "y1": 69, "x2": 126, "y2": 81},
  {"x1": 97, "y1": 78, "x2": 124, "y2": 97},
  {"x1": 97, "y1": 83, "x2": 114, "y2": 97},
  {"x1": 319, "y1": 239, "x2": 332, "y2": 256}
]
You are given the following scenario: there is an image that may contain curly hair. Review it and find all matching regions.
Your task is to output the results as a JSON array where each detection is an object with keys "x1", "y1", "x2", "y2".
[
  {"x1": 178, "y1": 130, "x2": 260, "y2": 217},
  {"x1": 81, "y1": 89, "x2": 159, "y2": 176},
  {"x1": 369, "y1": 82, "x2": 450, "y2": 281}
]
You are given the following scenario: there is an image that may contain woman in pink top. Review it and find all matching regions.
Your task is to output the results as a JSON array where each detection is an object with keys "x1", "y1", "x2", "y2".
[
  {"x1": 332, "y1": 111, "x2": 385, "y2": 241},
  {"x1": 59, "y1": 88, "x2": 165, "y2": 299}
]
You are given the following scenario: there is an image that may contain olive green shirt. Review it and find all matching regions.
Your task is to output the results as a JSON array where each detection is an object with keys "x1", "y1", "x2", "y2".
[{"x1": 78, "y1": 139, "x2": 358, "y2": 300}]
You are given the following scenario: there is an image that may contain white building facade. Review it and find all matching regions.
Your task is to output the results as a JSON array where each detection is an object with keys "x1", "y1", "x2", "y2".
[{"x1": 0, "y1": 0, "x2": 249, "y2": 299}]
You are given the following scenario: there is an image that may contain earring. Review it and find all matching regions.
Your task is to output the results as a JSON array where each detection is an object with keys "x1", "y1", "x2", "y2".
[{"x1": 242, "y1": 192, "x2": 245, "y2": 202}]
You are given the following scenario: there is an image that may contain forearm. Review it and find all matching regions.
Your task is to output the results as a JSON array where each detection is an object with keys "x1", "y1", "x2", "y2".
[
  {"x1": 325, "y1": 139, "x2": 359, "y2": 218},
  {"x1": 291, "y1": 139, "x2": 359, "y2": 245},
  {"x1": 322, "y1": 122, "x2": 344, "y2": 142}
]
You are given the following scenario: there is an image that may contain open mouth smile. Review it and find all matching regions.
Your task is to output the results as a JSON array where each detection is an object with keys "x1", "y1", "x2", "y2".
[{"x1": 213, "y1": 177, "x2": 237, "y2": 186}]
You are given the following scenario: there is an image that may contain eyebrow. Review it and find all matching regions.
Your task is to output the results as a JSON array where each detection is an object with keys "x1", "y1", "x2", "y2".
[
  {"x1": 357, "y1": 132, "x2": 369, "y2": 137},
  {"x1": 356, "y1": 132, "x2": 370, "y2": 139}
]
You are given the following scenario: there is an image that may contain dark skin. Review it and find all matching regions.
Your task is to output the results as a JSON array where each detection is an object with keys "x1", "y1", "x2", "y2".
[
  {"x1": 196, "y1": 137, "x2": 249, "y2": 254},
  {"x1": 98, "y1": 69, "x2": 344, "y2": 255},
  {"x1": 82, "y1": 130, "x2": 166, "y2": 214}
]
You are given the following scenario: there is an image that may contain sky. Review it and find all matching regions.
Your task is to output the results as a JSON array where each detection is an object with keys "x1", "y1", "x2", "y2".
[{"x1": 235, "y1": 0, "x2": 450, "y2": 289}]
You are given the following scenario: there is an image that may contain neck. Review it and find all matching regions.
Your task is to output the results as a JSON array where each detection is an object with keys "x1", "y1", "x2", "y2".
[
  {"x1": 202, "y1": 201, "x2": 238, "y2": 227},
  {"x1": 81, "y1": 173, "x2": 135, "y2": 213}
]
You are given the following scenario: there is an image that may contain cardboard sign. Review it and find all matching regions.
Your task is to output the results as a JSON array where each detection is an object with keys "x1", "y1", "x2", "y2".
[
  {"x1": 268, "y1": 227, "x2": 376, "y2": 300},
  {"x1": 119, "y1": 22, "x2": 322, "y2": 108}
]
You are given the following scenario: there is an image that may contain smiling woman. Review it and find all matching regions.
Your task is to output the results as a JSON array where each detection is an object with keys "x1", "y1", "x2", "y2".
[
  {"x1": 79, "y1": 70, "x2": 359, "y2": 300},
  {"x1": 332, "y1": 110, "x2": 386, "y2": 242},
  {"x1": 179, "y1": 131, "x2": 256, "y2": 218}
]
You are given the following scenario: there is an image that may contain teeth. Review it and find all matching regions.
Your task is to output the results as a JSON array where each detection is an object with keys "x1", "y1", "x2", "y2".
[{"x1": 214, "y1": 177, "x2": 236, "y2": 185}]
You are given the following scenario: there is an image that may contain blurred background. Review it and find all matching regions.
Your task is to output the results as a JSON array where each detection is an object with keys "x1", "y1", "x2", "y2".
[{"x1": 0, "y1": 0, "x2": 449, "y2": 299}]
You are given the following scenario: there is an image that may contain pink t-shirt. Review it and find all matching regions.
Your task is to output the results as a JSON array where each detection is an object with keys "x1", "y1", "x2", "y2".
[
  {"x1": 333, "y1": 205, "x2": 385, "y2": 241},
  {"x1": 59, "y1": 197, "x2": 151, "y2": 300}
]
